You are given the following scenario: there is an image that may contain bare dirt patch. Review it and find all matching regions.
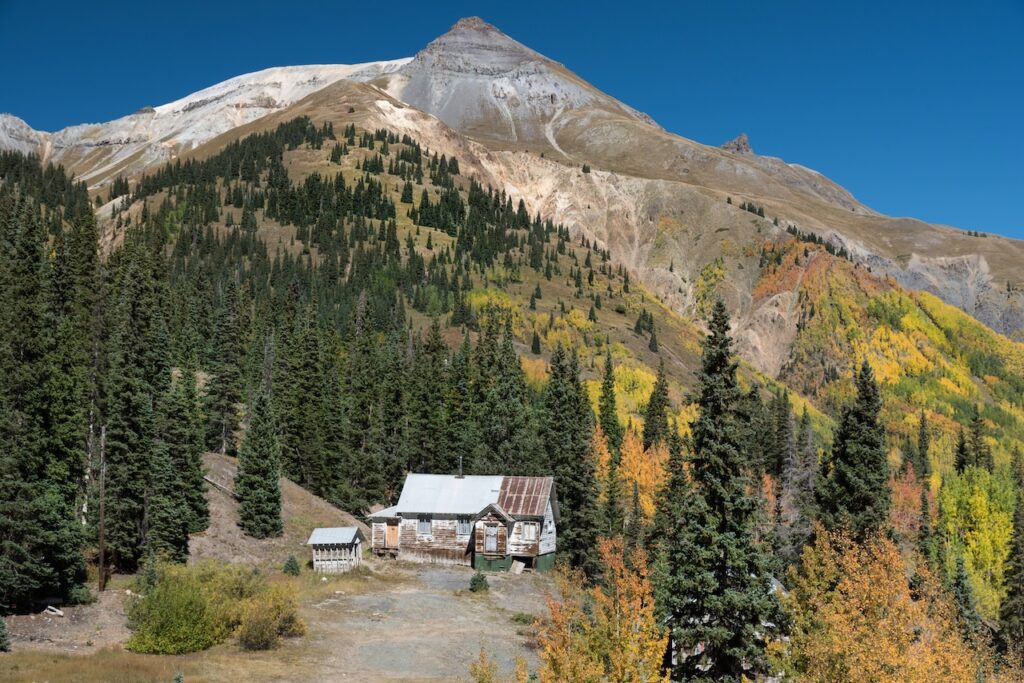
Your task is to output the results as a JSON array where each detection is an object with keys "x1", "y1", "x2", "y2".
[{"x1": 189, "y1": 452, "x2": 367, "y2": 568}]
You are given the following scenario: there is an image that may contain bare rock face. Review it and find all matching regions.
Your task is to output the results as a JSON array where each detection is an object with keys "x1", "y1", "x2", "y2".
[
  {"x1": 721, "y1": 132, "x2": 753, "y2": 155},
  {"x1": 385, "y1": 17, "x2": 657, "y2": 149}
]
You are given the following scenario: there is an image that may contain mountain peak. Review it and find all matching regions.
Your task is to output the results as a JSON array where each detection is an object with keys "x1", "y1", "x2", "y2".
[
  {"x1": 448, "y1": 16, "x2": 499, "y2": 33},
  {"x1": 722, "y1": 132, "x2": 753, "y2": 155}
]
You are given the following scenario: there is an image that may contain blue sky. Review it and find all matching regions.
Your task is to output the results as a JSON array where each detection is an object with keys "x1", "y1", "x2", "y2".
[{"x1": 1, "y1": 0, "x2": 1021, "y2": 238}]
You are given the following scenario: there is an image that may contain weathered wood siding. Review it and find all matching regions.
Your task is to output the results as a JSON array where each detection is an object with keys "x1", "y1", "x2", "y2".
[
  {"x1": 473, "y1": 513, "x2": 509, "y2": 556},
  {"x1": 371, "y1": 521, "x2": 387, "y2": 548},
  {"x1": 508, "y1": 521, "x2": 540, "y2": 556},
  {"x1": 375, "y1": 516, "x2": 474, "y2": 565},
  {"x1": 539, "y1": 500, "x2": 557, "y2": 555},
  {"x1": 311, "y1": 541, "x2": 361, "y2": 574}
]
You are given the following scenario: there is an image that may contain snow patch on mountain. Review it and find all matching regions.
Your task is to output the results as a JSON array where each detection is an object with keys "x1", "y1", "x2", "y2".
[{"x1": 1, "y1": 60, "x2": 410, "y2": 185}]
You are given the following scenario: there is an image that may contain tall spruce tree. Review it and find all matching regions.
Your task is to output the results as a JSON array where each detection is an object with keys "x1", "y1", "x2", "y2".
[
  {"x1": 967, "y1": 405, "x2": 993, "y2": 471},
  {"x1": 816, "y1": 359, "x2": 889, "y2": 540},
  {"x1": 541, "y1": 343, "x2": 599, "y2": 574},
  {"x1": 1000, "y1": 451, "x2": 1024, "y2": 655},
  {"x1": 654, "y1": 300, "x2": 779, "y2": 681},
  {"x1": 205, "y1": 280, "x2": 243, "y2": 455},
  {"x1": 599, "y1": 348, "x2": 624, "y2": 452},
  {"x1": 145, "y1": 441, "x2": 190, "y2": 562},
  {"x1": 916, "y1": 409, "x2": 930, "y2": 478},
  {"x1": 642, "y1": 359, "x2": 669, "y2": 449},
  {"x1": 236, "y1": 367, "x2": 283, "y2": 539},
  {"x1": 952, "y1": 555, "x2": 982, "y2": 641},
  {"x1": 160, "y1": 370, "x2": 208, "y2": 533}
]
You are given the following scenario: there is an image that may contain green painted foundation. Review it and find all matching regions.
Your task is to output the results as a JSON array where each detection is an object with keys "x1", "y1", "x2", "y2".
[
  {"x1": 472, "y1": 552, "x2": 556, "y2": 572},
  {"x1": 534, "y1": 552, "x2": 556, "y2": 572},
  {"x1": 473, "y1": 554, "x2": 512, "y2": 571}
]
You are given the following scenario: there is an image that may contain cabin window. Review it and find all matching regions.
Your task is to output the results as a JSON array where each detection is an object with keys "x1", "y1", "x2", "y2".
[
  {"x1": 522, "y1": 522, "x2": 538, "y2": 541},
  {"x1": 417, "y1": 516, "x2": 432, "y2": 535},
  {"x1": 457, "y1": 517, "x2": 472, "y2": 535}
]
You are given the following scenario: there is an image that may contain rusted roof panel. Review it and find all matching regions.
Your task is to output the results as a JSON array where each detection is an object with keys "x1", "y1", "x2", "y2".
[{"x1": 498, "y1": 476, "x2": 553, "y2": 517}]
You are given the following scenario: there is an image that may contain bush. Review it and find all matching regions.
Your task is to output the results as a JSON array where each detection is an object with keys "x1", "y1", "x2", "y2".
[
  {"x1": 0, "y1": 615, "x2": 10, "y2": 652},
  {"x1": 126, "y1": 561, "x2": 303, "y2": 655},
  {"x1": 237, "y1": 586, "x2": 306, "y2": 651},
  {"x1": 126, "y1": 565, "x2": 221, "y2": 654},
  {"x1": 469, "y1": 571, "x2": 489, "y2": 593},
  {"x1": 282, "y1": 555, "x2": 300, "y2": 576}
]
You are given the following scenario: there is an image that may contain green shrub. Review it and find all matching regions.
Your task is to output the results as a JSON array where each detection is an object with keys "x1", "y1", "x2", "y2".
[
  {"x1": 125, "y1": 561, "x2": 302, "y2": 655},
  {"x1": 282, "y1": 555, "x2": 300, "y2": 576},
  {"x1": 510, "y1": 612, "x2": 534, "y2": 625},
  {"x1": 126, "y1": 565, "x2": 220, "y2": 654},
  {"x1": 469, "y1": 571, "x2": 489, "y2": 593}
]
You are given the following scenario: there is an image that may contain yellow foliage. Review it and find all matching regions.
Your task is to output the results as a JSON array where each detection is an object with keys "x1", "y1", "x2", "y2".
[
  {"x1": 521, "y1": 356, "x2": 548, "y2": 392},
  {"x1": 775, "y1": 528, "x2": 981, "y2": 682},
  {"x1": 536, "y1": 539, "x2": 668, "y2": 683},
  {"x1": 617, "y1": 428, "x2": 669, "y2": 522}
]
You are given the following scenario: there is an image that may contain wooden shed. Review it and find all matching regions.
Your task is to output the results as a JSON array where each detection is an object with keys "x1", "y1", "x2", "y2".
[{"x1": 306, "y1": 527, "x2": 364, "y2": 574}]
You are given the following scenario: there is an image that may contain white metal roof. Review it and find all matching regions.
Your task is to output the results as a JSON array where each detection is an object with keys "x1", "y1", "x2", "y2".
[
  {"x1": 391, "y1": 474, "x2": 504, "y2": 515},
  {"x1": 306, "y1": 527, "x2": 363, "y2": 545}
]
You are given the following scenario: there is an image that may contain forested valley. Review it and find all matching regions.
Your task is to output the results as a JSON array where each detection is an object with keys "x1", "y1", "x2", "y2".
[{"x1": 2, "y1": 118, "x2": 1024, "y2": 680}]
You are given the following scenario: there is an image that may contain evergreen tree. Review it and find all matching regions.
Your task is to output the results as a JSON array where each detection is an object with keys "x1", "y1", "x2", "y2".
[
  {"x1": 816, "y1": 360, "x2": 889, "y2": 540},
  {"x1": 145, "y1": 442, "x2": 190, "y2": 562},
  {"x1": 0, "y1": 614, "x2": 9, "y2": 652},
  {"x1": 402, "y1": 319, "x2": 449, "y2": 474},
  {"x1": 642, "y1": 359, "x2": 669, "y2": 450},
  {"x1": 531, "y1": 330, "x2": 541, "y2": 354},
  {"x1": 916, "y1": 409, "x2": 930, "y2": 478},
  {"x1": 648, "y1": 326, "x2": 659, "y2": 353},
  {"x1": 776, "y1": 407, "x2": 818, "y2": 568},
  {"x1": 598, "y1": 348, "x2": 623, "y2": 452},
  {"x1": 103, "y1": 249, "x2": 165, "y2": 571},
  {"x1": 160, "y1": 371, "x2": 208, "y2": 533},
  {"x1": 955, "y1": 426, "x2": 969, "y2": 473},
  {"x1": 205, "y1": 281, "x2": 243, "y2": 455},
  {"x1": 967, "y1": 405, "x2": 992, "y2": 470},
  {"x1": 654, "y1": 300, "x2": 779, "y2": 680},
  {"x1": 0, "y1": 199, "x2": 86, "y2": 603},
  {"x1": 952, "y1": 555, "x2": 982, "y2": 641},
  {"x1": 767, "y1": 390, "x2": 794, "y2": 478},
  {"x1": 475, "y1": 319, "x2": 538, "y2": 475},
  {"x1": 540, "y1": 344, "x2": 599, "y2": 574},
  {"x1": 1000, "y1": 451, "x2": 1024, "y2": 655},
  {"x1": 236, "y1": 382, "x2": 283, "y2": 539},
  {"x1": 917, "y1": 488, "x2": 936, "y2": 571}
]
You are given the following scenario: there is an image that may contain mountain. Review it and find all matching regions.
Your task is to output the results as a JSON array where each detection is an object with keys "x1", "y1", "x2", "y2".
[
  {"x1": 0, "y1": 59, "x2": 408, "y2": 185},
  {"x1": 2, "y1": 15, "x2": 1022, "y2": 353}
]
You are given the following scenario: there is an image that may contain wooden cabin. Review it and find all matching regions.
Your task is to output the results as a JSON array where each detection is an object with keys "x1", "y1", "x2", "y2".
[
  {"x1": 306, "y1": 527, "x2": 364, "y2": 574},
  {"x1": 368, "y1": 474, "x2": 558, "y2": 572}
]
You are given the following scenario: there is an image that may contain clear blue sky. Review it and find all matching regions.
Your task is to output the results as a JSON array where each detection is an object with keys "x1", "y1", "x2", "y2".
[{"x1": 1, "y1": 0, "x2": 1021, "y2": 238}]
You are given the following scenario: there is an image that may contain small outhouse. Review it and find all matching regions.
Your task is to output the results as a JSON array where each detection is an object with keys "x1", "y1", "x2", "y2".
[{"x1": 306, "y1": 527, "x2": 364, "y2": 574}]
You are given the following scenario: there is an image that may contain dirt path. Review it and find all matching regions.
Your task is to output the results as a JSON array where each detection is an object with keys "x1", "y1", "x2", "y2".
[
  {"x1": 292, "y1": 563, "x2": 549, "y2": 680},
  {"x1": 1, "y1": 562, "x2": 553, "y2": 682}
]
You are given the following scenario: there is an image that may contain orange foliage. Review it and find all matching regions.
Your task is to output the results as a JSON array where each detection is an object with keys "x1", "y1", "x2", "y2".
[
  {"x1": 889, "y1": 464, "x2": 924, "y2": 539},
  {"x1": 775, "y1": 527, "x2": 982, "y2": 682},
  {"x1": 536, "y1": 538, "x2": 668, "y2": 683},
  {"x1": 617, "y1": 428, "x2": 669, "y2": 522},
  {"x1": 592, "y1": 425, "x2": 613, "y2": 505}
]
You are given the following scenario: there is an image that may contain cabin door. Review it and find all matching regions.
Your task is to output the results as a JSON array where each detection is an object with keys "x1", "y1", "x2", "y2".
[
  {"x1": 484, "y1": 524, "x2": 498, "y2": 553},
  {"x1": 386, "y1": 521, "x2": 399, "y2": 548}
]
